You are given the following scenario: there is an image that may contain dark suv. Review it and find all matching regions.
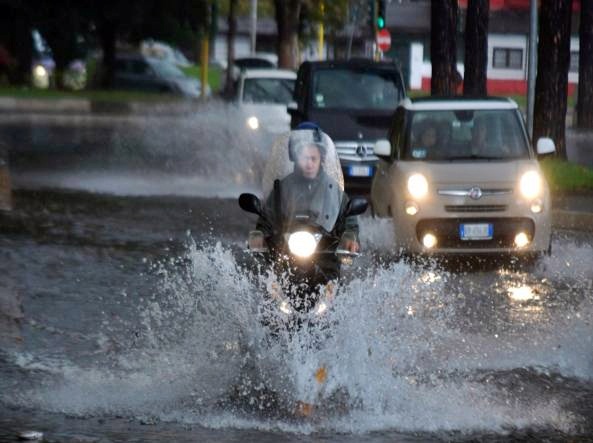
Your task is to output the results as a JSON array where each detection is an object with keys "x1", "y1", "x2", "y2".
[{"x1": 288, "y1": 59, "x2": 406, "y2": 192}]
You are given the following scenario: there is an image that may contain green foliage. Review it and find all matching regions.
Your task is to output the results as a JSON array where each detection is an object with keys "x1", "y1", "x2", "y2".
[
  {"x1": 540, "y1": 158, "x2": 593, "y2": 192},
  {"x1": 180, "y1": 64, "x2": 223, "y2": 92},
  {"x1": 218, "y1": 0, "x2": 275, "y2": 17}
]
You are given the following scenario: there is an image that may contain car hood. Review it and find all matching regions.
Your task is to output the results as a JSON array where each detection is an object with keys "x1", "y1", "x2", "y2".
[
  {"x1": 241, "y1": 103, "x2": 291, "y2": 134},
  {"x1": 397, "y1": 159, "x2": 542, "y2": 187},
  {"x1": 308, "y1": 109, "x2": 394, "y2": 141}
]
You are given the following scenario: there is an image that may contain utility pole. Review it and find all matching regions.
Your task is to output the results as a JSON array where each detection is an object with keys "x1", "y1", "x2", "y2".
[
  {"x1": 526, "y1": 0, "x2": 537, "y2": 138},
  {"x1": 318, "y1": 1, "x2": 324, "y2": 60},
  {"x1": 250, "y1": 0, "x2": 257, "y2": 54}
]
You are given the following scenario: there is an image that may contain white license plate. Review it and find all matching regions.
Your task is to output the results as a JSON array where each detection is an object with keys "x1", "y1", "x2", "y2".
[
  {"x1": 459, "y1": 223, "x2": 493, "y2": 240},
  {"x1": 349, "y1": 166, "x2": 372, "y2": 177}
]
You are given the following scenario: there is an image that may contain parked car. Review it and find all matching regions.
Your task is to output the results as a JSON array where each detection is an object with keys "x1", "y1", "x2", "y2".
[
  {"x1": 288, "y1": 59, "x2": 406, "y2": 193},
  {"x1": 140, "y1": 39, "x2": 191, "y2": 68},
  {"x1": 234, "y1": 68, "x2": 296, "y2": 134},
  {"x1": 113, "y1": 54, "x2": 207, "y2": 97},
  {"x1": 371, "y1": 97, "x2": 555, "y2": 256}
]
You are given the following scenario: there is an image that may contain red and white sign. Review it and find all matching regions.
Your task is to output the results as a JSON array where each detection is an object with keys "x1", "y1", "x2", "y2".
[{"x1": 376, "y1": 29, "x2": 391, "y2": 52}]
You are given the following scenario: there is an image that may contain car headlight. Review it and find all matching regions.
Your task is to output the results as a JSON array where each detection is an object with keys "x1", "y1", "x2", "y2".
[
  {"x1": 247, "y1": 116, "x2": 259, "y2": 130},
  {"x1": 288, "y1": 231, "x2": 318, "y2": 258},
  {"x1": 519, "y1": 170, "x2": 542, "y2": 199},
  {"x1": 33, "y1": 65, "x2": 47, "y2": 79},
  {"x1": 407, "y1": 173, "x2": 429, "y2": 199}
]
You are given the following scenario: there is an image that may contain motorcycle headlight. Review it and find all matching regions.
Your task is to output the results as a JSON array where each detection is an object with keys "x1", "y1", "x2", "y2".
[
  {"x1": 247, "y1": 116, "x2": 259, "y2": 130},
  {"x1": 407, "y1": 173, "x2": 429, "y2": 199},
  {"x1": 519, "y1": 170, "x2": 542, "y2": 199},
  {"x1": 288, "y1": 231, "x2": 318, "y2": 258}
]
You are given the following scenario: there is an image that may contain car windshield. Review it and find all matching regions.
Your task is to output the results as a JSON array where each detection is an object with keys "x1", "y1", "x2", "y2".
[
  {"x1": 312, "y1": 68, "x2": 403, "y2": 110},
  {"x1": 243, "y1": 77, "x2": 295, "y2": 104},
  {"x1": 235, "y1": 58, "x2": 275, "y2": 69},
  {"x1": 150, "y1": 60, "x2": 184, "y2": 78},
  {"x1": 404, "y1": 109, "x2": 530, "y2": 161}
]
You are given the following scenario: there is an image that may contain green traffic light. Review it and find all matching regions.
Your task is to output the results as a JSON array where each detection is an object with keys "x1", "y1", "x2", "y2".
[{"x1": 377, "y1": 16, "x2": 385, "y2": 29}]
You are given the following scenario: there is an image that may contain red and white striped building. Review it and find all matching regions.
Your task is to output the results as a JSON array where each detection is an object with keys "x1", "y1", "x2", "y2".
[{"x1": 385, "y1": 0, "x2": 582, "y2": 95}]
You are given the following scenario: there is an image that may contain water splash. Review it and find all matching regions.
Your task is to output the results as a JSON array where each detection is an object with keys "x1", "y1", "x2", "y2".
[
  {"x1": 5, "y1": 232, "x2": 591, "y2": 434},
  {"x1": 12, "y1": 101, "x2": 272, "y2": 198}
]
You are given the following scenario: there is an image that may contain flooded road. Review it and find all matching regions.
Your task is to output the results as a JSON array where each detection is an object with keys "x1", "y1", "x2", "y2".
[{"x1": 1, "y1": 110, "x2": 592, "y2": 442}]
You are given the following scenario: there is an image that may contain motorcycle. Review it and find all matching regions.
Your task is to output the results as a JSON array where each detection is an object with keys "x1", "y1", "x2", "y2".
[
  {"x1": 234, "y1": 127, "x2": 368, "y2": 418},
  {"x1": 238, "y1": 190, "x2": 367, "y2": 328}
]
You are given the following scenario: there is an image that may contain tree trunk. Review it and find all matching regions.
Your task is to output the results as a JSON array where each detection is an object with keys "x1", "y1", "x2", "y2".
[
  {"x1": 577, "y1": 0, "x2": 593, "y2": 129},
  {"x1": 98, "y1": 23, "x2": 117, "y2": 89},
  {"x1": 274, "y1": 0, "x2": 302, "y2": 69},
  {"x1": 225, "y1": 0, "x2": 237, "y2": 96},
  {"x1": 533, "y1": 0, "x2": 573, "y2": 158},
  {"x1": 463, "y1": 0, "x2": 489, "y2": 96},
  {"x1": 430, "y1": 0, "x2": 458, "y2": 96}
]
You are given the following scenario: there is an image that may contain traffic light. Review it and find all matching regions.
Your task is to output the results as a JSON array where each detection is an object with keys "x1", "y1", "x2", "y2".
[{"x1": 377, "y1": 0, "x2": 386, "y2": 30}]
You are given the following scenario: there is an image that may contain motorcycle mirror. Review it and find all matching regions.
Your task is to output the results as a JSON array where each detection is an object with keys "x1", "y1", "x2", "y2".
[
  {"x1": 344, "y1": 197, "x2": 368, "y2": 217},
  {"x1": 238, "y1": 193, "x2": 263, "y2": 215}
]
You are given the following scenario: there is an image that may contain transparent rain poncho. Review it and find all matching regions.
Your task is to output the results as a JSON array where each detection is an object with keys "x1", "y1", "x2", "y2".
[{"x1": 261, "y1": 128, "x2": 345, "y2": 233}]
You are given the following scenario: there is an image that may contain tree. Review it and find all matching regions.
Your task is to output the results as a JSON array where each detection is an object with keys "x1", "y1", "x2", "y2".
[
  {"x1": 225, "y1": 0, "x2": 238, "y2": 95},
  {"x1": 533, "y1": 0, "x2": 573, "y2": 158},
  {"x1": 430, "y1": 0, "x2": 458, "y2": 96},
  {"x1": 463, "y1": 0, "x2": 489, "y2": 96},
  {"x1": 0, "y1": 0, "x2": 34, "y2": 86},
  {"x1": 576, "y1": 0, "x2": 593, "y2": 129},
  {"x1": 274, "y1": 0, "x2": 302, "y2": 69}
]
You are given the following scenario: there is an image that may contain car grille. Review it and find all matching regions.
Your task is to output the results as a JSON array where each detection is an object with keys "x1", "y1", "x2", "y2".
[
  {"x1": 334, "y1": 141, "x2": 378, "y2": 162},
  {"x1": 444, "y1": 204, "x2": 508, "y2": 213},
  {"x1": 416, "y1": 217, "x2": 535, "y2": 249}
]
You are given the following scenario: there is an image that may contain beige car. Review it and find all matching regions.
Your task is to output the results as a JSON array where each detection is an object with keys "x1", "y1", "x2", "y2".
[{"x1": 371, "y1": 97, "x2": 555, "y2": 255}]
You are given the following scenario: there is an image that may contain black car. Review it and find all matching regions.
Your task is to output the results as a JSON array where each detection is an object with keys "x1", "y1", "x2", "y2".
[{"x1": 288, "y1": 59, "x2": 406, "y2": 193}]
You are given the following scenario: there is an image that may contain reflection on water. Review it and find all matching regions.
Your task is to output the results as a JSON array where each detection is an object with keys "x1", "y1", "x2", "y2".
[{"x1": 508, "y1": 285, "x2": 537, "y2": 302}]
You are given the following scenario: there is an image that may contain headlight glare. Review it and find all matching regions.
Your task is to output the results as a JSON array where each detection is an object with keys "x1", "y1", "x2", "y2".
[
  {"x1": 288, "y1": 231, "x2": 318, "y2": 258},
  {"x1": 407, "y1": 173, "x2": 429, "y2": 199},
  {"x1": 33, "y1": 65, "x2": 47, "y2": 79},
  {"x1": 519, "y1": 170, "x2": 542, "y2": 199},
  {"x1": 247, "y1": 116, "x2": 259, "y2": 130}
]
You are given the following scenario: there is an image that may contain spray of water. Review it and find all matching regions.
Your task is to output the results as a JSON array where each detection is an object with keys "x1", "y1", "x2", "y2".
[
  {"x1": 13, "y1": 101, "x2": 271, "y2": 198},
  {"x1": 5, "y1": 224, "x2": 592, "y2": 434}
]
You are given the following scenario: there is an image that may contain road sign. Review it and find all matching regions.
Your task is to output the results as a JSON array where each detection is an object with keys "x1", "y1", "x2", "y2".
[{"x1": 376, "y1": 29, "x2": 391, "y2": 52}]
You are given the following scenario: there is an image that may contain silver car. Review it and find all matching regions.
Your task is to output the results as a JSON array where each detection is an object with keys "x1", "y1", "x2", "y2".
[{"x1": 371, "y1": 97, "x2": 555, "y2": 255}]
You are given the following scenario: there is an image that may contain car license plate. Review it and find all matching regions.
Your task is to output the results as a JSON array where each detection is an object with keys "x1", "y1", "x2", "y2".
[
  {"x1": 459, "y1": 223, "x2": 493, "y2": 240},
  {"x1": 349, "y1": 166, "x2": 372, "y2": 177}
]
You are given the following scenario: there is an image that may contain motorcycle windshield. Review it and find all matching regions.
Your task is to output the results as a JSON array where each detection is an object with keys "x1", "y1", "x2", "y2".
[{"x1": 261, "y1": 128, "x2": 345, "y2": 233}]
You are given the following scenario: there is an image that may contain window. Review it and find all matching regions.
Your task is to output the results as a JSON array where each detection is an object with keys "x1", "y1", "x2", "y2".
[
  {"x1": 570, "y1": 51, "x2": 579, "y2": 73},
  {"x1": 243, "y1": 78, "x2": 295, "y2": 104},
  {"x1": 404, "y1": 109, "x2": 529, "y2": 161},
  {"x1": 312, "y1": 68, "x2": 404, "y2": 110},
  {"x1": 492, "y1": 47, "x2": 523, "y2": 69}
]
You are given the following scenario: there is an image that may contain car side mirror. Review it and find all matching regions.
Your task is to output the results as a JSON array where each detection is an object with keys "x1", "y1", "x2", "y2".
[
  {"x1": 287, "y1": 101, "x2": 298, "y2": 115},
  {"x1": 344, "y1": 197, "x2": 368, "y2": 217},
  {"x1": 238, "y1": 193, "x2": 263, "y2": 216},
  {"x1": 536, "y1": 137, "x2": 556, "y2": 155},
  {"x1": 374, "y1": 139, "x2": 392, "y2": 157}
]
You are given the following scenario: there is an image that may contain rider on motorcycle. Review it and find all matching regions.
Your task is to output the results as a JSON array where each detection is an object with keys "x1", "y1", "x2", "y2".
[
  {"x1": 254, "y1": 122, "x2": 360, "y2": 256},
  {"x1": 238, "y1": 121, "x2": 367, "y2": 317}
]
